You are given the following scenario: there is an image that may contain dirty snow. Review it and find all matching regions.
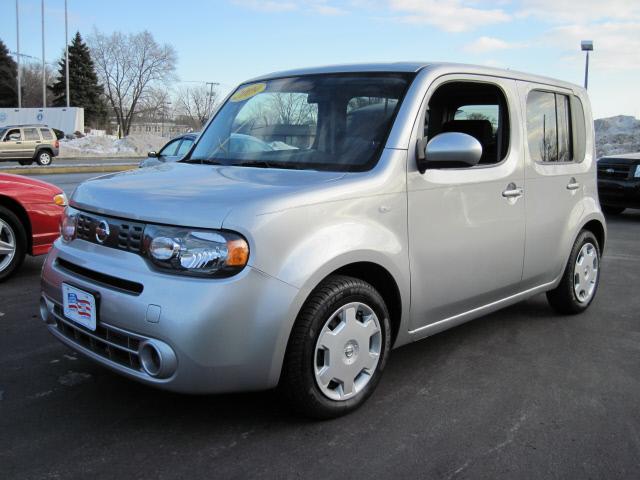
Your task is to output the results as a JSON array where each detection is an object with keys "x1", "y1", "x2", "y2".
[
  {"x1": 595, "y1": 115, "x2": 640, "y2": 157},
  {"x1": 59, "y1": 134, "x2": 166, "y2": 158}
]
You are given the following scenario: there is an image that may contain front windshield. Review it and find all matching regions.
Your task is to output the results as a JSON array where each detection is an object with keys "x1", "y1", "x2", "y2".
[{"x1": 187, "y1": 73, "x2": 414, "y2": 171}]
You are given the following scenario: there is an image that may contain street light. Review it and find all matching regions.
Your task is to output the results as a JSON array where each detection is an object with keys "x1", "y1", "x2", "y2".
[{"x1": 581, "y1": 40, "x2": 593, "y2": 89}]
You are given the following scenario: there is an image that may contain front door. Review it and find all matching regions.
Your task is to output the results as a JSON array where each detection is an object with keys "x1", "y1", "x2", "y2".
[
  {"x1": 407, "y1": 75, "x2": 526, "y2": 332},
  {"x1": 0, "y1": 128, "x2": 26, "y2": 158}
]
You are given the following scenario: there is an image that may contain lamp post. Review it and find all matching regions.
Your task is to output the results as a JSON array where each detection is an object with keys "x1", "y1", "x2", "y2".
[{"x1": 581, "y1": 40, "x2": 593, "y2": 89}]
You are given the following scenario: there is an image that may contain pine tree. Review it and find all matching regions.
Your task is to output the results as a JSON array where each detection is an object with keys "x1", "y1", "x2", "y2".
[
  {"x1": 52, "y1": 32, "x2": 108, "y2": 127},
  {"x1": 0, "y1": 38, "x2": 18, "y2": 108}
]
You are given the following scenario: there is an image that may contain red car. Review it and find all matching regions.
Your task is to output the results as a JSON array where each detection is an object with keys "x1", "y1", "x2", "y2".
[{"x1": 0, "y1": 173, "x2": 66, "y2": 281}]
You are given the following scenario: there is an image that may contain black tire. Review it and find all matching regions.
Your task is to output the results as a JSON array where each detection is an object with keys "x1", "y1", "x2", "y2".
[
  {"x1": 601, "y1": 205, "x2": 625, "y2": 215},
  {"x1": 18, "y1": 160, "x2": 33, "y2": 166},
  {"x1": 35, "y1": 150, "x2": 53, "y2": 166},
  {"x1": 546, "y1": 230, "x2": 601, "y2": 314},
  {"x1": 0, "y1": 206, "x2": 27, "y2": 282},
  {"x1": 280, "y1": 275, "x2": 392, "y2": 419}
]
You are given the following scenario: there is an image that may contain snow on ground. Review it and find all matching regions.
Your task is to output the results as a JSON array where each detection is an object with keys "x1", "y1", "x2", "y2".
[
  {"x1": 59, "y1": 134, "x2": 166, "y2": 158},
  {"x1": 595, "y1": 115, "x2": 640, "y2": 158}
]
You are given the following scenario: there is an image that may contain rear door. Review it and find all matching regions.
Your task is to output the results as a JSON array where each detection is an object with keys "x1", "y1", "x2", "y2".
[
  {"x1": 517, "y1": 82, "x2": 589, "y2": 288},
  {"x1": 21, "y1": 127, "x2": 42, "y2": 159}
]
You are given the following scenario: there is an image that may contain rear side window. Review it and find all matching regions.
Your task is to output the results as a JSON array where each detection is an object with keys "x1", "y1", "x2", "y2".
[
  {"x1": 526, "y1": 90, "x2": 577, "y2": 163},
  {"x1": 40, "y1": 128, "x2": 54, "y2": 140},
  {"x1": 23, "y1": 128, "x2": 41, "y2": 141}
]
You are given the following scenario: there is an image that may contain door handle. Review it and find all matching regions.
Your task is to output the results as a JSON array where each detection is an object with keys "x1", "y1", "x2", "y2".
[
  {"x1": 502, "y1": 183, "x2": 524, "y2": 199},
  {"x1": 566, "y1": 178, "x2": 580, "y2": 190},
  {"x1": 16, "y1": 141, "x2": 22, "y2": 144}
]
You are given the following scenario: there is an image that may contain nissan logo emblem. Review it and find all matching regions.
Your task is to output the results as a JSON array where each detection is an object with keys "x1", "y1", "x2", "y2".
[{"x1": 95, "y1": 220, "x2": 110, "y2": 243}]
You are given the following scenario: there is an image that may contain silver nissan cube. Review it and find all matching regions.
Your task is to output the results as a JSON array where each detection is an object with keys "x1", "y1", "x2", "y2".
[{"x1": 41, "y1": 63, "x2": 606, "y2": 418}]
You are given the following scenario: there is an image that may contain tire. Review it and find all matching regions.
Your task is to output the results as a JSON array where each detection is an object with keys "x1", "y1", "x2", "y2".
[
  {"x1": 280, "y1": 275, "x2": 392, "y2": 419},
  {"x1": 546, "y1": 230, "x2": 601, "y2": 314},
  {"x1": 0, "y1": 206, "x2": 27, "y2": 282},
  {"x1": 35, "y1": 150, "x2": 53, "y2": 166},
  {"x1": 18, "y1": 160, "x2": 33, "y2": 166},
  {"x1": 601, "y1": 205, "x2": 625, "y2": 215}
]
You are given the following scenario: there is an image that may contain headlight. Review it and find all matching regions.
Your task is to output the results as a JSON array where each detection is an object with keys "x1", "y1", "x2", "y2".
[
  {"x1": 60, "y1": 207, "x2": 77, "y2": 242},
  {"x1": 143, "y1": 225, "x2": 249, "y2": 277},
  {"x1": 53, "y1": 193, "x2": 68, "y2": 206}
]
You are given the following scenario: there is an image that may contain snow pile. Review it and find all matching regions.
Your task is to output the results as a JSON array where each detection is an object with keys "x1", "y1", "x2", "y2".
[
  {"x1": 59, "y1": 134, "x2": 166, "y2": 158},
  {"x1": 595, "y1": 115, "x2": 640, "y2": 158}
]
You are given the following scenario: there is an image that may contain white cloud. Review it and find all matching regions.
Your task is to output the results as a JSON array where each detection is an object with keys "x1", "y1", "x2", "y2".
[
  {"x1": 388, "y1": 0, "x2": 511, "y2": 32},
  {"x1": 517, "y1": 0, "x2": 640, "y2": 23},
  {"x1": 232, "y1": 0, "x2": 347, "y2": 15},
  {"x1": 464, "y1": 36, "x2": 521, "y2": 53}
]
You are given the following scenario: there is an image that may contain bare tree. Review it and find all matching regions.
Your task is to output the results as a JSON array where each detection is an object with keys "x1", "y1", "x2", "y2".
[
  {"x1": 136, "y1": 86, "x2": 172, "y2": 122},
  {"x1": 19, "y1": 62, "x2": 55, "y2": 107},
  {"x1": 89, "y1": 29, "x2": 176, "y2": 136},
  {"x1": 175, "y1": 85, "x2": 219, "y2": 129}
]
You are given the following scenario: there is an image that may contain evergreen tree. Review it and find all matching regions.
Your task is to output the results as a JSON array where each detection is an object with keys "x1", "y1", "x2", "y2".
[
  {"x1": 52, "y1": 32, "x2": 108, "y2": 127},
  {"x1": 0, "y1": 38, "x2": 18, "y2": 108}
]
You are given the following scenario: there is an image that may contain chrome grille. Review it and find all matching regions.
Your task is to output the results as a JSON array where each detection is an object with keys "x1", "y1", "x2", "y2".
[
  {"x1": 52, "y1": 305, "x2": 143, "y2": 372},
  {"x1": 76, "y1": 212, "x2": 145, "y2": 253}
]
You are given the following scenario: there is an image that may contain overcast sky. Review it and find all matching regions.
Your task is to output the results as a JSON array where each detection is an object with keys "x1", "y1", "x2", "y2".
[{"x1": 2, "y1": 0, "x2": 639, "y2": 119}]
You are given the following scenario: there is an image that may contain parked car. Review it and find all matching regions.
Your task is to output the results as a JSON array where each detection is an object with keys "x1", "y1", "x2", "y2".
[
  {"x1": 140, "y1": 133, "x2": 198, "y2": 168},
  {"x1": 140, "y1": 132, "x2": 276, "y2": 168},
  {"x1": 0, "y1": 173, "x2": 66, "y2": 281},
  {"x1": 0, "y1": 125, "x2": 60, "y2": 166},
  {"x1": 597, "y1": 153, "x2": 640, "y2": 214},
  {"x1": 41, "y1": 63, "x2": 605, "y2": 418}
]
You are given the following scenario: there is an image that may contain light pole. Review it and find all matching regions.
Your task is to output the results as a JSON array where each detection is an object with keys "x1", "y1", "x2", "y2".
[
  {"x1": 41, "y1": 0, "x2": 46, "y2": 108},
  {"x1": 15, "y1": 0, "x2": 21, "y2": 108},
  {"x1": 581, "y1": 40, "x2": 593, "y2": 89},
  {"x1": 65, "y1": 0, "x2": 69, "y2": 108}
]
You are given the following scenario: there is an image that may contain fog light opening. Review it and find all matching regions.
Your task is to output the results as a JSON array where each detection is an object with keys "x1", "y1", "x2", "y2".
[
  {"x1": 140, "y1": 342, "x2": 162, "y2": 377},
  {"x1": 40, "y1": 297, "x2": 53, "y2": 324}
]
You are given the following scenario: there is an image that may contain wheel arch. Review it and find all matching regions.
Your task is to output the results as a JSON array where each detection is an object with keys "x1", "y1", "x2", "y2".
[
  {"x1": 581, "y1": 218, "x2": 606, "y2": 252},
  {"x1": 0, "y1": 195, "x2": 32, "y2": 253}
]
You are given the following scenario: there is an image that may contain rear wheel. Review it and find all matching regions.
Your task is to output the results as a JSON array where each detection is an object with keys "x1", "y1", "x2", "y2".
[
  {"x1": 0, "y1": 206, "x2": 27, "y2": 282},
  {"x1": 547, "y1": 230, "x2": 600, "y2": 314},
  {"x1": 280, "y1": 275, "x2": 391, "y2": 419},
  {"x1": 35, "y1": 150, "x2": 53, "y2": 166},
  {"x1": 601, "y1": 205, "x2": 625, "y2": 215}
]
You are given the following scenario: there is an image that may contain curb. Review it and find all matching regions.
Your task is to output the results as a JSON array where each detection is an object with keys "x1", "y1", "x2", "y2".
[{"x1": 0, "y1": 164, "x2": 138, "y2": 175}]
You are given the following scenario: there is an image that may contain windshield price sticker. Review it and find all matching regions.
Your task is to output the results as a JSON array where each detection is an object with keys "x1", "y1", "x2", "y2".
[{"x1": 230, "y1": 82, "x2": 267, "y2": 102}]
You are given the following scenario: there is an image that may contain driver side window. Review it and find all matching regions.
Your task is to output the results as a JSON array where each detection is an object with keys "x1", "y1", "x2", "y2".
[
  {"x1": 4, "y1": 129, "x2": 21, "y2": 142},
  {"x1": 425, "y1": 81, "x2": 510, "y2": 166},
  {"x1": 159, "y1": 139, "x2": 180, "y2": 157}
]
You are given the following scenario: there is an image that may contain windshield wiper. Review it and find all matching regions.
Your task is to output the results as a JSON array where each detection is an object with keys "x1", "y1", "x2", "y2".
[
  {"x1": 181, "y1": 158, "x2": 223, "y2": 165},
  {"x1": 234, "y1": 160, "x2": 305, "y2": 170}
]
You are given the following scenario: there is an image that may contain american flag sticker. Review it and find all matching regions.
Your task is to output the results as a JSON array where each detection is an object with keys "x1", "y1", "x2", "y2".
[{"x1": 62, "y1": 284, "x2": 97, "y2": 331}]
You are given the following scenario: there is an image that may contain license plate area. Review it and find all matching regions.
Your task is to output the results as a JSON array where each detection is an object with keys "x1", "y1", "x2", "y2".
[{"x1": 62, "y1": 283, "x2": 97, "y2": 331}]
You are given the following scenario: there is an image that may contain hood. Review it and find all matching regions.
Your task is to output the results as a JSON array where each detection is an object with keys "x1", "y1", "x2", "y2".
[
  {"x1": 0, "y1": 173, "x2": 62, "y2": 193},
  {"x1": 70, "y1": 162, "x2": 346, "y2": 228}
]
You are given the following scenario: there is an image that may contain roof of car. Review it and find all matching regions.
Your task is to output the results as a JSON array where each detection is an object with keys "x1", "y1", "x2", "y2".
[{"x1": 247, "y1": 62, "x2": 582, "y2": 91}]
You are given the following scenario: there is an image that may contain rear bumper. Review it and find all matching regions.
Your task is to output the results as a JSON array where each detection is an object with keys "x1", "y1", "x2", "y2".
[
  {"x1": 41, "y1": 239, "x2": 300, "y2": 393},
  {"x1": 598, "y1": 178, "x2": 640, "y2": 209}
]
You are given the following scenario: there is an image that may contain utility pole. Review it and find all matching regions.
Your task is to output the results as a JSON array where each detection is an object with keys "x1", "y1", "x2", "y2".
[
  {"x1": 65, "y1": 0, "x2": 69, "y2": 107},
  {"x1": 41, "y1": 0, "x2": 46, "y2": 108},
  {"x1": 581, "y1": 40, "x2": 593, "y2": 90},
  {"x1": 15, "y1": 0, "x2": 21, "y2": 108},
  {"x1": 205, "y1": 81, "x2": 219, "y2": 120}
]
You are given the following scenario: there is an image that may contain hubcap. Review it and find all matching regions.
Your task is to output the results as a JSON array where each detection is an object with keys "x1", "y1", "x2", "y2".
[
  {"x1": 314, "y1": 302, "x2": 382, "y2": 401},
  {"x1": 573, "y1": 242, "x2": 599, "y2": 303},
  {"x1": 40, "y1": 153, "x2": 51, "y2": 165},
  {"x1": 0, "y1": 219, "x2": 17, "y2": 272}
]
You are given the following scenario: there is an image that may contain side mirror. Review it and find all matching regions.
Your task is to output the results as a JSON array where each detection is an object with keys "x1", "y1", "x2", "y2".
[
  {"x1": 416, "y1": 132, "x2": 482, "y2": 173},
  {"x1": 147, "y1": 151, "x2": 158, "y2": 158}
]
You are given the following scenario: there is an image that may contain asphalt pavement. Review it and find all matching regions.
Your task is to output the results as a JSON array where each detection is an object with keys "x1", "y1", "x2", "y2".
[{"x1": 1, "y1": 211, "x2": 639, "y2": 479}]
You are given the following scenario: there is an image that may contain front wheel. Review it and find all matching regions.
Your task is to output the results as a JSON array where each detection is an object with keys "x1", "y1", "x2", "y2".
[
  {"x1": 18, "y1": 160, "x2": 33, "y2": 166},
  {"x1": 280, "y1": 275, "x2": 391, "y2": 419},
  {"x1": 0, "y1": 206, "x2": 27, "y2": 282},
  {"x1": 546, "y1": 230, "x2": 601, "y2": 314},
  {"x1": 35, "y1": 150, "x2": 53, "y2": 166}
]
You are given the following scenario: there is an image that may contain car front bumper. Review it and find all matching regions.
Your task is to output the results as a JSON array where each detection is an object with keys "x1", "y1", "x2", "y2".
[
  {"x1": 40, "y1": 239, "x2": 299, "y2": 393},
  {"x1": 598, "y1": 178, "x2": 640, "y2": 209}
]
